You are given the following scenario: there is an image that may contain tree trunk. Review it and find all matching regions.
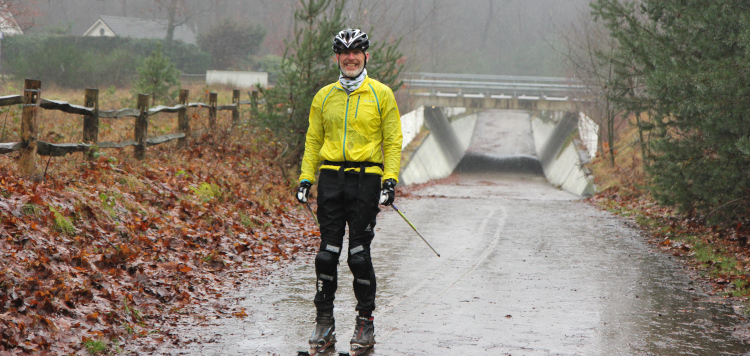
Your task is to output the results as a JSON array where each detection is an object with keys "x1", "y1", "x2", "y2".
[
  {"x1": 165, "y1": 0, "x2": 178, "y2": 43},
  {"x1": 607, "y1": 104, "x2": 615, "y2": 167}
]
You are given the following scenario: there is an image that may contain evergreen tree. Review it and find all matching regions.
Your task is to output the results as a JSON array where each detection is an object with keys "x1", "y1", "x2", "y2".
[
  {"x1": 198, "y1": 21, "x2": 266, "y2": 70},
  {"x1": 591, "y1": 0, "x2": 750, "y2": 225},
  {"x1": 254, "y1": 0, "x2": 404, "y2": 165},
  {"x1": 132, "y1": 42, "x2": 181, "y2": 105}
]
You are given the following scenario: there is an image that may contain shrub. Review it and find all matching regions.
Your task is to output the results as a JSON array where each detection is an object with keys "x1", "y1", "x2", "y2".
[
  {"x1": 1, "y1": 35, "x2": 210, "y2": 88},
  {"x1": 592, "y1": 0, "x2": 750, "y2": 225},
  {"x1": 197, "y1": 20, "x2": 266, "y2": 70},
  {"x1": 132, "y1": 43, "x2": 181, "y2": 105}
]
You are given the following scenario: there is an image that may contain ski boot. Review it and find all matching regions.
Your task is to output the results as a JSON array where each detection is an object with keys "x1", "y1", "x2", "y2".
[
  {"x1": 349, "y1": 316, "x2": 375, "y2": 355},
  {"x1": 307, "y1": 313, "x2": 336, "y2": 356}
]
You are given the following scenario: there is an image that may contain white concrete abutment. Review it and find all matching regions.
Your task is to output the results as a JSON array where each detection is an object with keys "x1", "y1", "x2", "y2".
[{"x1": 399, "y1": 107, "x2": 596, "y2": 197}]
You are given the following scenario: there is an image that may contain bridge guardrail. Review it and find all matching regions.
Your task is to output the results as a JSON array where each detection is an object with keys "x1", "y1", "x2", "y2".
[{"x1": 402, "y1": 72, "x2": 588, "y2": 99}]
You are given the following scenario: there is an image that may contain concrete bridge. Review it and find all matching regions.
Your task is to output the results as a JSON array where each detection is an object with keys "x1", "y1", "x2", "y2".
[
  {"x1": 397, "y1": 73, "x2": 598, "y2": 197},
  {"x1": 402, "y1": 72, "x2": 589, "y2": 111}
]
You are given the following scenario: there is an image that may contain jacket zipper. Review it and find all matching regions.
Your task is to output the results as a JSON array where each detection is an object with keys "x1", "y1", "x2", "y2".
[
  {"x1": 343, "y1": 94, "x2": 350, "y2": 160},
  {"x1": 354, "y1": 95, "x2": 361, "y2": 119}
]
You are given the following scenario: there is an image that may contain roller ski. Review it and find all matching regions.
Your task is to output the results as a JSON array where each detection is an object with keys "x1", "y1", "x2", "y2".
[
  {"x1": 296, "y1": 349, "x2": 346, "y2": 356},
  {"x1": 348, "y1": 316, "x2": 375, "y2": 356},
  {"x1": 347, "y1": 345, "x2": 374, "y2": 356},
  {"x1": 297, "y1": 313, "x2": 339, "y2": 356},
  {"x1": 296, "y1": 349, "x2": 345, "y2": 356}
]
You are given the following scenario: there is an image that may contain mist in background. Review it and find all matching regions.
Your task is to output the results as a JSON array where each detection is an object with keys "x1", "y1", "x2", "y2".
[{"x1": 28, "y1": 0, "x2": 591, "y2": 76}]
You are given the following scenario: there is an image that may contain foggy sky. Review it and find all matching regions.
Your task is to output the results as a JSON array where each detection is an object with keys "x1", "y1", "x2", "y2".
[{"x1": 28, "y1": 0, "x2": 592, "y2": 76}]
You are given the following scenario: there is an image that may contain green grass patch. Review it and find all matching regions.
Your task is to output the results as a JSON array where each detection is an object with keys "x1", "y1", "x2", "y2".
[
  {"x1": 49, "y1": 205, "x2": 75, "y2": 235},
  {"x1": 84, "y1": 339, "x2": 107, "y2": 355},
  {"x1": 21, "y1": 203, "x2": 42, "y2": 216},
  {"x1": 239, "y1": 213, "x2": 258, "y2": 229},
  {"x1": 190, "y1": 182, "x2": 223, "y2": 203},
  {"x1": 732, "y1": 279, "x2": 750, "y2": 298}
]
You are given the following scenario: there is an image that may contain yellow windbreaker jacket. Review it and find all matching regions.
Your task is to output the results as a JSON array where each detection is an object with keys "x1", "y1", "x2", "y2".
[{"x1": 299, "y1": 76, "x2": 402, "y2": 184}]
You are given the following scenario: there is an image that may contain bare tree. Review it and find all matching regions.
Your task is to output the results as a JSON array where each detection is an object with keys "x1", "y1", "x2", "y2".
[
  {"x1": 1, "y1": 0, "x2": 40, "y2": 31},
  {"x1": 155, "y1": 0, "x2": 190, "y2": 43},
  {"x1": 481, "y1": 0, "x2": 494, "y2": 47},
  {"x1": 347, "y1": 0, "x2": 438, "y2": 74},
  {"x1": 554, "y1": 9, "x2": 630, "y2": 166}
]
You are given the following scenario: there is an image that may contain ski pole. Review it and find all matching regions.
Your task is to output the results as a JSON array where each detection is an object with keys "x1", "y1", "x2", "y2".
[
  {"x1": 305, "y1": 202, "x2": 320, "y2": 227},
  {"x1": 391, "y1": 204, "x2": 440, "y2": 257}
]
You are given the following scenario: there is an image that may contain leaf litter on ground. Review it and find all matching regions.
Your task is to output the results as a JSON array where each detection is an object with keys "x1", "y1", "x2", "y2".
[{"x1": 0, "y1": 130, "x2": 321, "y2": 355}]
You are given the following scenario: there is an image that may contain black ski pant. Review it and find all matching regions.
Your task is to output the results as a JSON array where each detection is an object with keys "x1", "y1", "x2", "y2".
[{"x1": 314, "y1": 169, "x2": 381, "y2": 314}]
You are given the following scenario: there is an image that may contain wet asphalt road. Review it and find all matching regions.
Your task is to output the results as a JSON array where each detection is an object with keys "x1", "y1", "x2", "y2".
[{"x1": 152, "y1": 110, "x2": 750, "y2": 355}]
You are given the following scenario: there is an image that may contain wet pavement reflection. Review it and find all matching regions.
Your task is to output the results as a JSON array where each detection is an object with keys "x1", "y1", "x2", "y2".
[
  {"x1": 151, "y1": 172, "x2": 749, "y2": 356},
  {"x1": 150, "y1": 110, "x2": 750, "y2": 355}
]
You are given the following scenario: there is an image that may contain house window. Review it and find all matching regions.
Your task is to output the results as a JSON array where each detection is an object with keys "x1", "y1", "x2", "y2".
[{"x1": 99, "y1": 28, "x2": 105, "y2": 36}]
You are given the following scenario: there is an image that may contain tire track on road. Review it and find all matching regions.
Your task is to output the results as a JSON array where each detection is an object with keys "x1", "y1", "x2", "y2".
[{"x1": 378, "y1": 205, "x2": 507, "y2": 342}]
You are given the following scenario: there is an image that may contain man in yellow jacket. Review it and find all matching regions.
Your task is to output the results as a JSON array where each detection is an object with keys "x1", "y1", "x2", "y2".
[{"x1": 295, "y1": 28, "x2": 402, "y2": 355}]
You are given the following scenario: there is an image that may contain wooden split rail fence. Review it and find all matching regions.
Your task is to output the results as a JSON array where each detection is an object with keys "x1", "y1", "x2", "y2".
[{"x1": 0, "y1": 79, "x2": 259, "y2": 176}]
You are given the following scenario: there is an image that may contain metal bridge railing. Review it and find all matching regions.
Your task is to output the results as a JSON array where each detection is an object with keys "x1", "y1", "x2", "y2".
[{"x1": 401, "y1": 72, "x2": 588, "y2": 99}]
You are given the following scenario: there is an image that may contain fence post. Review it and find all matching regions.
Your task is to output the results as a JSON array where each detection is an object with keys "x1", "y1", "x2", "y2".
[
  {"x1": 178, "y1": 89, "x2": 189, "y2": 148},
  {"x1": 19, "y1": 79, "x2": 41, "y2": 177},
  {"x1": 83, "y1": 88, "x2": 99, "y2": 145},
  {"x1": 249, "y1": 90, "x2": 258, "y2": 123},
  {"x1": 232, "y1": 89, "x2": 240, "y2": 127},
  {"x1": 208, "y1": 92, "x2": 217, "y2": 133},
  {"x1": 251, "y1": 90, "x2": 258, "y2": 111},
  {"x1": 135, "y1": 94, "x2": 149, "y2": 159}
]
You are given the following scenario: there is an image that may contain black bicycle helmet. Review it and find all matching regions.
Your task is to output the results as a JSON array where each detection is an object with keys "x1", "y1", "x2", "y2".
[{"x1": 332, "y1": 28, "x2": 370, "y2": 53}]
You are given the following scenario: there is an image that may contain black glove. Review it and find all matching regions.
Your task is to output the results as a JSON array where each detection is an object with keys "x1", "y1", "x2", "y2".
[
  {"x1": 379, "y1": 179, "x2": 396, "y2": 206},
  {"x1": 296, "y1": 181, "x2": 312, "y2": 204}
]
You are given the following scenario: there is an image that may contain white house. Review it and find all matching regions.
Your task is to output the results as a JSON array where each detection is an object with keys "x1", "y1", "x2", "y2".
[
  {"x1": 82, "y1": 15, "x2": 196, "y2": 45},
  {"x1": 0, "y1": 6, "x2": 23, "y2": 36}
]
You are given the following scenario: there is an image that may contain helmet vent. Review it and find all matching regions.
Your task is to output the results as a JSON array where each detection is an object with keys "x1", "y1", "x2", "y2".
[{"x1": 333, "y1": 28, "x2": 370, "y2": 53}]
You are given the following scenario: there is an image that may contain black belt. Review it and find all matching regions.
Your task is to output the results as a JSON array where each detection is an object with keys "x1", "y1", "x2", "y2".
[
  {"x1": 323, "y1": 160, "x2": 384, "y2": 191},
  {"x1": 323, "y1": 160, "x2": 383, "y2": 170}
]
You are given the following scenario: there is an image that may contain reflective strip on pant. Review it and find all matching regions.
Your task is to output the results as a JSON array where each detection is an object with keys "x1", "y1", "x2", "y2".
[{"x1": 319, "y1": 274, "x2": 335, "y2": 281}]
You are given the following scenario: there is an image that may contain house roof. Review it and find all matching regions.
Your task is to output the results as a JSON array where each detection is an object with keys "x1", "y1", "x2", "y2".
[
  {"x1": 84, "y1": 15, "x2": 196, "y2": 45},
  {"x1": 0, "y1": 7, "x2": 23, "y2": 36}
]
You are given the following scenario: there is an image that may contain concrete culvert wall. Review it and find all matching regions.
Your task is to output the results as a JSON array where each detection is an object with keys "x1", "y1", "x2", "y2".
[
  {"x1": 531, "y1": 112, "x2": 596, "y2": 196},
  {"x1": 422, "y1": 106, "x2": 465, "y2": 168},
  {"x1": 399, "y1": 107, "x2": 476, "y2": 185},
  {"x1": 398, "y1": 107, "x2": 595, "y2": 197},
  {"x1": 536, "y1": 112, "x2": 579, "y2": 167}
]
